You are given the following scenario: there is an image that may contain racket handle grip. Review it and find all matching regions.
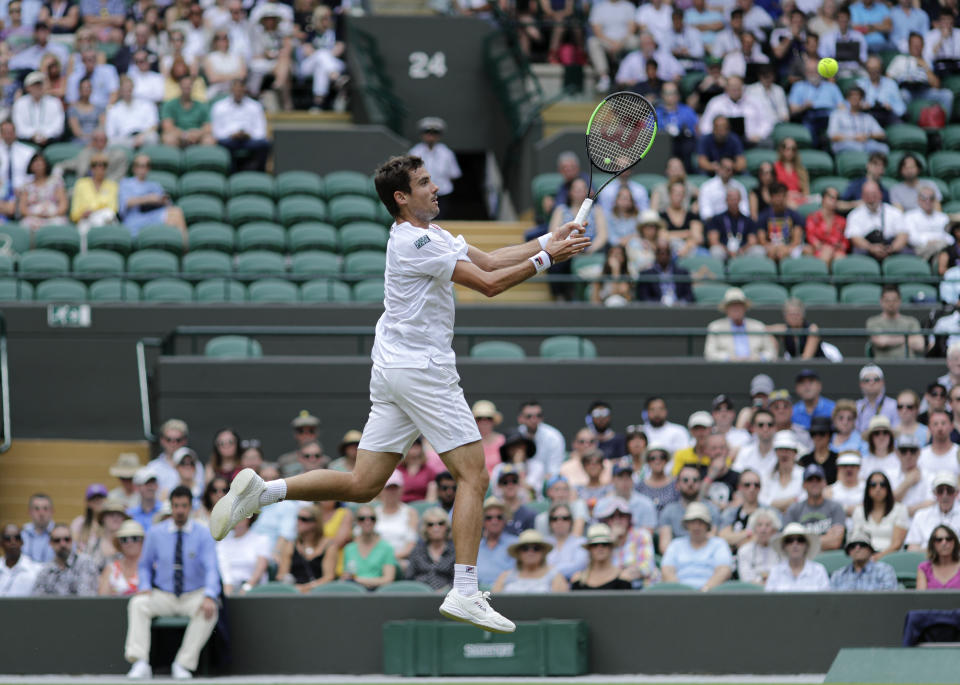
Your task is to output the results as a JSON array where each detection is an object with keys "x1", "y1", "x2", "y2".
[{"x1": 573, "y1": 198, "x2": 593, "y2": 228}]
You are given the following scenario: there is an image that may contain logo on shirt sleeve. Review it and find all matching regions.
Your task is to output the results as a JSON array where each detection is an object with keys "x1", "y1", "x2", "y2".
[{"x1": 414, "y1": 235, "x2": 431, "y2": 250}]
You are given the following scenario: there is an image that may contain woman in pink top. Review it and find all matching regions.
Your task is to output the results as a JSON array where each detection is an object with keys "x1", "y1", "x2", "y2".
[
  {"x1": 397, "y1": 438, "x2": 437, "y2": 503},
  {"x1": 917, "y1": 525, "x2": 960, "y2": 590},
  {"x1": 473, "y1": 400, "x2": 505, "y2": 474}
]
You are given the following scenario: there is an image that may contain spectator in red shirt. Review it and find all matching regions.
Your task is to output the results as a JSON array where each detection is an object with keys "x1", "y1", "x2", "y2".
[
  {"x1": 805, "y1": 186, "x2": 848, "y2": 266},
  {"x1": 774, "y1": 137, "x2": 809, "y2": 208},
  {"x1": 397, "y1": 438, "x2": 438, "y2": 503}
]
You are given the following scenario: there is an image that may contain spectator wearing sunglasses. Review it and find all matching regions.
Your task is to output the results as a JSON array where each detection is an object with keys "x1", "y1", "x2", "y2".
[
  {"x1": 733, "y1": 409, "x2": 777, "y2": 477},
  {"x1": 329, "y1": 429, "x2": 361, "y2": 474},
  {"x1": 895, "y1": 390, "x2": 929, "y2": 447},
  {"x1": 916, "y1": 525, "x2": 960, "y2": 590},
  {"x1": 516, "y1": 401, "x2": 567, "y2": 478},
  {"x1": 658, "y1": 465, "x2": 719, "y2": 554},
  {"x1": 342, "y1": 504, "x2": 396, "y2": 590},
  {"x1": 597, "y1": 460, "x2": 657, "y2": 531},
  {"x1": 570, "y1": 524, "x2": 632, "y2": 590},
  {"x1": 735, "y1": 508, "x2": 782, "y2": 585},
  {"x1": 661, "y1": 502, "x2": 731, "y2": 591},
  {"x1": 830, "y1": 400, "x2": 864, "y2": 454},
  {"x1": 476, "y1": 497, "x2": 518, "y2": 587},
  {"x1": 588, "y1": 401, "x2": 626, "y2": 460},
  {"x1": 172, "y1": 448, "x2": 204, "y2": 508},
  {"x1": 764, "y1": 522, "x2": 829, "y2": 592},
  {"x1": 920, "y1": 411, "x2": 958, "y2": 476},
  {"x1": 495, "y1": 465, "x2": 538, "y2": 536},
  {"x1": 892, "y1": 436, "x2": 935, "y2": 518},
  {"x1": 0, "y1": 524, "x2": 40, "y2": 597},
  {"x1": 98, "y1": 519, "x2": 144, "y2": 596},
  {"x1": 852, "y1": 471, "x2": 908, "y2": 559},
  {"x1": 148, "y1": 418, "x2": 189, "y2": 495},
  {"x1": 598, "y1": 497, "x2": 658, "y2": 588},
  {"x1": 217, "y1": 511, "x2": 270, "y2": 596},
  {"x1": 719, "y1": 469, "x2": 763, "y2": 550},
  {"x1": 830, "y1": 529, "x2": 897, "y2": 590},
  {"x1": 406, "y1": 507, "x2": 455, "y2": 591},
  {"x1": 493, "y1": 530, "x2": 568, "y2": 594},
  {"x1": 636, "y1": 446, "x2": 680, "y2": 515},
  {"x1": 784, "y1": 464, "x2": 846, "y2": 551},
  {"x1": 905, "y1": 473, "x2": 960, "y2": 551},
  {"x1": 277, "y1": 410, "x2": 320, "y2": 477},
  {"x1": 544, "y1": 503, "x2": 588, "y2": 580},
  {"x1": 855, "y1": 364, "x2": 899, "y2": 434},
  {"x1": 799, "y1": 416, "x2": 839, "y2": 485},
  {"x1": 760, "y1": 431, "x2": 805, "y2": 513},
  {"x1": 434, "y1": 471, "x2": 457, "y2": 517},
  {"x1": 560, "y1": 429, "x2": 613, "y2": 488},
  {"x1": 32, "y1": 523, "x2": 98, "y2": 596},
  {"x1": 283, "y1": 504, "x2": 335, "y2": 591}
]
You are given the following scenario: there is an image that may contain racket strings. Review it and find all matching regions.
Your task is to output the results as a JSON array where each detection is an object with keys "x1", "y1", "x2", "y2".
[{"x1": 587, "y1": 95, "x2": 657, "y2": 173}]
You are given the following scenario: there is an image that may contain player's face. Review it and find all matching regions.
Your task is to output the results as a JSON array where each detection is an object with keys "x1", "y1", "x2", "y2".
[{"x1": 399, "y1": 167, "x2": 439, "y2": 223}]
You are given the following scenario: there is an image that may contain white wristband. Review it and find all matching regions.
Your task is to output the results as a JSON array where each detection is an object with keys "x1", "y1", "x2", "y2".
[
  {"x1": 538, "y1": 233, "x2": 550, "y2": 250},
  {"x1": 529, "y1": 250, "x2": 552, "y2": 274}
]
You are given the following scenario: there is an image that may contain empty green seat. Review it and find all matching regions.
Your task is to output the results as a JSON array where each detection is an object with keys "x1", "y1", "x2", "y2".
[
  {"x1": 288, "y1": 222, "x2": 337, "y2": 253},
  {"x1": 884, "y1": 550, "x2": 925, "y2": 589},
  {"x1": 632, "y1": 174, "x2": 667, "y2": 192},
  {"x1": 148, "y1": 170, "x2": 179, "y2": 200},
  {"x1": 34, "y1": 224, "x2": 80, "y2": 256},
  {"x1": 227, "y1": 196, "x2": 275, "y2": 226},
  {"x1": 237, "y1": 222, "x2": 286, "y2": 253},
  {"x1": 735, "y1": 174, "x2": 758, "y2": 192},
  {"x1": 678, "y1": 255, "x2": 724, "y2": 280},
  {"x1": 300, "y1": 278, "x2": 351, "y2": 302},
  {"x1": 687, "y1": 174, "x2": 709, "y2": 187},
  {"x1": 906, "y1": 98, "x2": 937, "y2": 125},
  {"x1": 942, "y1": 125, "x2": 960, "y2": 151},
  {"x1": 183, "y1": 145, "x2": 231, "y2": 174},
  {"x1": 328, "y1": 195, "x2": 378, "y2": 227},
  {"x1": 791, "y1": 282, "x2": 837, "y2": 304},
  {"x1": 291, "y1": 251, "x2": 339, "y2": 277},
  {"x1": 19, "y1": 249, "x2": 69, "y2": 278},
  {"x1": 135, "y1": 223, "x2": 184, "y2": 255},
  {"x1": 745, "y1": 148, "x2": 777, "y2": 174},
  {"x1": 727, "y1": 255, "x2": 777, "y2": 282},
  {"x1": 780, "y1": 256, "x2": 828, "y2": 281},
  {"x1": 943, "y1": 200, "x2": 960, "y2": 214},
  {"x1": 339, "y1": 222, "x2": 388, "y2": 254},
  {"x1": 73, "y1": 250, "x2": 124, "y2": 277},
  {"x1": 930, "y1": 151, "x2": 960, "y2": 181},
  {"x1": 693, "y1": 281, "x2": 732, "y2": 305},
  {"x1": 248, "y1": 278, "x2": 299, "y2": 303},
  {"x1": 922, "y1": 176, "x2": 951, "y2": 201},
  {"x1": 832, "y1": 254, "x2": 881, "y2": 280},
  {"x1": 709, "y1": 580, "x2": 764, "y2": 593},
  {"x1": 0, "y1": 222, "x2": 31, "y2": 253},
  {"x1": 810, "y1": 176, "x2": 849, "y2": 196},
  {"x1": 43, "y1": 141, "x2": 83, "y2": 166},
  {"x1": 235, "y1": 250, "x2": 285, "y2": 278},
  {"x1": 0, "y1": 254, "x2": 14, "y2": 275},
  {"x1": 276, "y1": 171, "x2": 324, "y2": 199},
  {"x1": 571, "y1": 252, "x2": 605, "y2": 280},
  {"x1": 836, "y1": 150, "x2": 869, "y2": 178},
  {"x1": 886, "y1": 124, "x2": 928, "y2": 152},
  {"x1": 308, "y1": 581, "x2": 365, "y2": 594},
  {"x1": 813, "y1": 550, "x2": 849, "y2": 575},
  {"x1": 36, "y1": 277, "x2": 87, "y2": 301},
  {"x1": 182, "y1": 250, "x2": 232, "y2": 278},
  {"x1": 195, "y1": 278, "x2": 247, "y2": 303},
  {"x1": 374, "y1": 580, "x2": 434, "y2": 593},
  {"x1": 0, "y1": 279, "x2": 33, "y2": 300},
  {"x1": 140, "y1": 144, "x2": 182, "y2": 174},
  {"x1": 88, "y1": 278, "x2": 140, "y2": 302},
  {"x1": 188, "y1": 222, "x2": 234, "y2": 253},
  {"x1": 773, "y1": 122, "x2": 813, "y2": 148},
  {"x1": 882, "y1": 254, "x2": 930, "y2": 278},
  {"x1": 796, "y1": 202, "x2": 822, "y2": 222},
  {"x1": 840, "y1": 283, "x2": 882, "y2": 304},
  {"x1": 470, "y1": 340, "x2": 526, "y2": 358},
  {"x1": 179, "y1": 195, "x2": 225, "y2": 224},
  {"x1": 353, "y1": 278, "x2": 385, "y2": 302},
  {"x1": 228, "y1": 171, "x2": 275, "y2": 199},
  {"x1": 127, "y1": 249, "x2": 179, "y2": 279},
  {"x1": 278, "y1": 195, "x2": 327, "y2": 227},
  {"x1": 142, "y1": 277, "x2": 193, "y2": 302},
  {"x1": 87, "y1": 224, "x2": 133, "y2": 255},
  {"x1": 343, "y1": 250, "x2": 386, "y2": 276},
  {"x1": 204, "y1": 335, "x2": 263, "y2": 358},
  {"x1": 325, "y1": 170, "x2": 373, "y2": 198},
  {"x1": 539, "y1": 335, "x2": 597, "y2": 358},
  {"x1": 178, "y1": 171, "x2": 227, "y2": 199},
  {"x1": 900, "y1": 282, "x2": 938, "y2": 303},
  {"x1": 531, "y1": 172, "x2": 563, "y2": 220},
  {"x1": 743, "y1": 281, "x2": 789, "y2": 305},
  {"x1": 799, "y1": 150, "x2": 834, "y2": 179}
]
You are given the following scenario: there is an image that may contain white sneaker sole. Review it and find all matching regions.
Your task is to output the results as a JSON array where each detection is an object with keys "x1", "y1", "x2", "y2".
[
  {"x1": 439, "y1": 604, "x2": 516, "y2": 634},
  {"x1": 209, "y1": 469, "x2": 259, "y2": 541}
]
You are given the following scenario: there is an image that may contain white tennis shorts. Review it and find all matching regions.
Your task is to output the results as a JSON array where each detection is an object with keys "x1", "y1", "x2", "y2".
[{"x1": 357, "y1": 360, "x2": 482, "y2": 455}]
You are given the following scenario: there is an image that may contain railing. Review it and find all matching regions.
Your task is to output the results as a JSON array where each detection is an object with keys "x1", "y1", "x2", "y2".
[{"x1": 0, "y1": 313, "x2": 11, "y2": 453}]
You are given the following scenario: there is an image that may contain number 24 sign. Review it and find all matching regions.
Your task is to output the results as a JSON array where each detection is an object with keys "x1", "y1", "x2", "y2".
[{"x1": 408, "y1": 52, "x2": 447, "y2": 79}]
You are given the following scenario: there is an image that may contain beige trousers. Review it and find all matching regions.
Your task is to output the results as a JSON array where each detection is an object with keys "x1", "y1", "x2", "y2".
[{"x1": 124, "y1": 589, "x2": 218, "y2": 671}]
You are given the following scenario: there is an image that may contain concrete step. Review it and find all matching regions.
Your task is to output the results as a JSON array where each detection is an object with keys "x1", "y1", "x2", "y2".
[{"x1": 541, "y1": 99, "x2": 599, "y2": 138}]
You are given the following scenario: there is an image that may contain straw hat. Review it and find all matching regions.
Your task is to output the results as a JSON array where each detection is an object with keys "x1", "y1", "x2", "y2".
[
  {"x1": 116, "y1": 519, "x2": 145, "y2": 539},
  {"x1": 109, "y1": 453, "x2": 141, "y2": 478},
  {"x1": 861, "y1": 415, "x2": 894, "y2": 442},
  {"x1": 581, "y1": 523, "x2": 616, "y2": 548},
  {"x1": 471, "y1": 399, "x2": 502, "y2": 425},
  {"x1": 97, "y1": 498, "x2": 130, "y2": 524},
  {"x1": 718, "y1": 287, "x2": 751, "y2": 312},
  {"x1": 637, "y1": 209, "x2": 666, "y2": 229},
  {"x1": 507, "y1": 529, "x2": 553, "y2": 558},
  {"x1": 682, "y1": 501, "x2": 713, "y2": 528},
  {"x1": 774, "y1": 522, "x2": 820, "y2": 559}
]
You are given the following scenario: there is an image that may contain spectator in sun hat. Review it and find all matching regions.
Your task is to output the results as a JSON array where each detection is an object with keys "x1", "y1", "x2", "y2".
[
  {"x1": 595, "y1": 459, "x2": 657, "y2": 531},
  {"x1": 670, "y1": 411, "x2": 714, "y2": 477},
  {"x1": 596, "y1": 496, "x2": 659, "y2": 588},
  {"x1": 831, "y1": 451, "x2": 866, "y2": 525},
  {"x1": 327, "y1": 429, "x2": 361, "y2": 474},
  {"x1": 784, "y1": 463, "x2": 846, "y2": 550},
  {"x1": 492, "y1": 432, "x2": 543, "y2": 501},
  {"x1": 492, "y1": 530, "x2": 568, "y2": 594},
  {"x1": 409, "y1": 116, "x2": 461, "y2": 219},
  {"x1": 861, "y1": 415, "x2": 900, "y2": 482},
  {"x1": 87, "y1": 497, "x2": 130, "y2": 565},
  {"x1": 127, "y1": 467, "x2": 161, "y2": 532},
  {"x1": 148, "y1": 419, "x2": 189, "y2": 497},
  {"x1": 277, "y1": 410, "x2": 320, "y2": 476},
  {"x1": 98, "y1": 519, "x2": 145, "y2": 597},
  {"x1": 704, "y1": 287, "x2": 778, "y2": 362},
  {"x1": 855, "y1": 364, "x2": 899, "y2": 434},
  {"x1": 764, "y1": 522, "x2": 830, "y2": 591},
  {"x1": 570, "y1": 523, "x2": 632, "y2": 590},
  {"x1": 108, "y1": 453, "x2": 142, "y2": 510},
  {"x1": 172, "y1": 447, "x2": 204, "y2": 508},
  {"x1": 472, "y1": 399, "x2": 505, "y2": 473},
  {"x1": 799, "y1": 416, "x2": 839, "y2": 485},
  {"x1": 661, "y1": 502, "x2": 732, "y2": 590},
  {"x1": 829, "y1": 529, "x2": 897, "y2": 590},
  {"x1": 658, "y1": 466, "x2": 721, "y2": 552},
  {"x1": 906, "y1": 472, "x2": 960, "y2": 550},
  {"x1": 760, "y1": 431, "x2": 805, "y2": 512}
]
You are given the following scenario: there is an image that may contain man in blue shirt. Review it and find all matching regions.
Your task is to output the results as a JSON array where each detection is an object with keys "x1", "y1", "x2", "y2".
[
  {"x1": 857, "y1": 55, "x2": 906, "y2": 127},
  {"x1": 890, "y1": 0, "x2": 929, "y2": 52},
  {"x1": 788, "y1": 56, "x2": 844, "y2": 147},
  {"x1": 21, "y1": 494, "x2": 55, "y2": 563},
  {"x1": 125, "y1": 486, "x2": 220, "y2": 679},
  {"x1": 476, "y1": 497, "x2": 517, "y2": 587},
  {"x1": 126, "y1": 467, "x2": 162, "y2": 532},
  {"x1": 118, "y1": 154, "x2": 187, "y2": 240},
  {"x1": 696, "y1": 116, "x2": 745, "y2": 174},
  {"x1": 792, "y1": 369, "x2": 836, "y2": 430},
  {"x1": 829, "y1": 530, "x2": 897, "y2": 590},
  {"x1": 656, "y1": 82, "x2": 699, "y2": 171},
  {"x1": 850, "y1": 0, "x2": 894, "y2": 50}
]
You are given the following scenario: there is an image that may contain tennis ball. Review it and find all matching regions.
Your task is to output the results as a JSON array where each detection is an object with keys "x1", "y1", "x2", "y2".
[
  {"x1": 604, "y1": 157, "x2": 612, "y2": 165},
  {"x1": 818, "y1": 58, "x2": 838, "y2": 79}
]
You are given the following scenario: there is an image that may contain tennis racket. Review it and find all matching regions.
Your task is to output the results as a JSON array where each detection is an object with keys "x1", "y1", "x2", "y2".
[{"x1": 573, "y1": 91, "x2": 658, "y2": 227}]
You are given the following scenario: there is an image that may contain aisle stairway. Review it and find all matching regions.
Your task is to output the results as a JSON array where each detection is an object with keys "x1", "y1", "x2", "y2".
[
  {"x1": 541, "y1": 101, "x2": 598, "y2": 139},
  {"x1": 0, "y1": 440, "x2": 150, "y2": 524}
]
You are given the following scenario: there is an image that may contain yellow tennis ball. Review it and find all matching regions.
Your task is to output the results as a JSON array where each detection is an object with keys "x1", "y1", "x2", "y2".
[{"x1": 818, "y1": 58, "x2": 838, "y2": 79}]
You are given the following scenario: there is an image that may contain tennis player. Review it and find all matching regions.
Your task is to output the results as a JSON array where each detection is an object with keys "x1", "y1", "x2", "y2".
[{"x1": 211, "y1": 155, "x2": 590, "y2": 632}]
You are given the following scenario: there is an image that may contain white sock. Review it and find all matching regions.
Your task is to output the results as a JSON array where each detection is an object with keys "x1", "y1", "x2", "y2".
[
  {"x1": 453, "y1": 563, "x2": 479, "y2": 597},
  {"x1": 259, "y1": 479, "x2": 287, "y2": 506}
]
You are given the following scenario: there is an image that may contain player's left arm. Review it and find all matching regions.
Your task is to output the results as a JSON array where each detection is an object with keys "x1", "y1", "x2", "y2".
[{"x1": 467, "y1": 221, "x2": 584, "y2": 271}]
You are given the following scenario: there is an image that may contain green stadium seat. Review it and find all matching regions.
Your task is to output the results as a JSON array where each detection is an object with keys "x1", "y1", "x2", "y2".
[
  {"x1": 906, "y1": 98, "x2": 936, "y2": 125},
  {"x1": 248, "y1": 278, "x2": 299, "y2": 303},
  {"x1": 742, "y1": 281, "x2": 788, "y2": 305},
  {"x1": 709, "y1": 580, "x2": 764, "y2": 593},
  {"x1": 840, "y1": 283, "x2": 882, "y2": 304},
  {"x1": 308, "y1": 581, "x2": 366, "y2": 594},
  {"x1": 687, "y1": 174, "x2": 709, "y2": 187},
  {"x1": 811, "y1": 176, "x2": 849, "y2": 196},
  {"x1": 375, "y1": 202, "x2": 392, "y2": 226},
  {"x1": 570, "y1": 252, "x2": 605, "y2": 280},
  {"x1": 735, "y1": 174, "x2": 758, "y2": 192},
  {"x1": 144, "y1": 171, "x2": 178, "y2": 202},
  {"x1": 532, "y1": 172, "x2": 563, "y2": 221},
  {"x1": 678, "y1": 255, "x2": 724, "y2": 280},
  {"x1": 726, "y1": 255, "x2": 777, "y2": 282},
  {"x1": 36, "y1": 277, "x2": 87, "y2": 301},
  {"x1": 140, "y1": 144, "x2": 182, "y2": 174},
  {"x1": 87, "y1": 224, "x2": 133, "y2": 255},
  {"x1": 745, "y1": 148, "x2": 777, "y2": 174},
  {"x1": 0, "y1": 278, "x2": 33, "y2": 300},
  {"x1": 328, "y1": 195, "x2": 379, "y2": 228},
  {"x1": 679, "y1": 70, "x2": 704, "y2": 98},
  {"x1": 470, "y1": 340, "x2": 526, "y2": 358},
  {"x1": 244, "y1": 581, "x2": 297, "y2": 595},
  {"x1": 0, "y1": 254, "x2": 14, "y2": 275},
  {"x1": 884, "y1": 550, "x2": 925, "y2": 589},
  {"x1": 814, "y1": 549, "x2": 850, "y2": 574},
  {"x1": 195, "y1": 278, "x2": 247, "y2": 303},
  {"x1": 235, "y1": 251, "x2": 285, "y2": 279},
  {"x1": 632, "y1": 174, "x2": 667, "y2": 193},
  {"x1": 183, "y1": 145, "x2": 231, "y2": 174},
  {"x1": 832, "y1": 254, "x2": 881, "y2": 280},
  {"x1": 300, "y1": 278, "x2": 351, "y2": 302},
  {"x1": 799, "y1": 149, "x2": 834, "y2": 179},
  {"x1": 34, "y1": 224, "x2": 80, "y2": 256},
  {"x1": 237, "y1": 222, "x2": 286, "y2": 253},
  {"x1": 539, "y1": 335, "x2": 597, "y2": 358},
  {"x1": 288, "y1": 222, "x2": 338, "y2": 253},
  {"x1": 291, "y1": 251, "x2": 339, "y2": 277},
  {"x1": 886, "y1": 124, "x2": 928, "y2": 152},
  {"x1": 882, "y1": 254, "x2": 931, "y2": 278},
  {"x1": 693, "y1": 281, "x2": 732, "y2": 305},
  {"x1": 228, "y1": 171, "x2": 275, "y2": 199},
  {"x1": 226, "y1": 196, "x2": 275, "y2": 226},
  {"x1": 836, "y1": 150, "x2": 869, "y2": 178},
  {"x1": 920, "y1": 176, "x2": 950, "y2": 200},
  {"x1": 126, "y1": 250, "x2": 179, "y2": 279},
  {"x1": 325, "y1": 170, "x2": 374, "y2": 199},
  {"x1": 795, "y1": 202, "x2": 820, "y2": 221},
  {"x1": 780, "y1": 256, "x2": 829, "y2": 281},
  {"x1": 339, "y1": 221, "x2": 388, "y2": 254},
  {"x1": 773, "y1": 122, "x2": 813, "y2": 148},
  {"x1": 73, "y1": 250, "x2": 124, "y2": 277},
  {"x1": 791, "y1": 282, "x2": 838, "y2": 305},
  {"x1": 278, "y1": 195, "x2": 327, "y2": 227},
  {"x1": 182, "y1": 250, "x2": 232, "y2": 279},
  {"x1": 135, "y1": 223, "x2": 184, "y2": 255},
  {"x1": 0, "y1": 222, "x2": 31, "y2": 253},
  {"x1": 886, "y1": 151, "x2": 927, "y2": 177},
  {"x1": 353, "y1": 277, "x2": 385, "y2": 302},
  {"x1": 374, "y1": 580, "x2": 434, "y2": 593},
  {"x1": 142, "y1": 277, "x2": 193, "y2": 302},
  {"x1": 343, "y1": 250, "x2": 386, "y2": 276},
  {"x1": 88, "y1": 278, "x2": 140, "y2": 302},
  {"x1": 178, "y1": 171, "x2": 227, "y2": 199},
  {"x1": 204, "y1": 334, "x2": 263, "y2": 358},
  {"x1": 179, "y1": 195, "x2": 225, "y2": 224},
  {"x1": 930, "y1": 151, "x2": 960, "y2": 181},
  {"x1": 643, "y1": 582, "x2": 696, "y2": 592},
  {"x1": 276, "y1": 171, "x2": 324, "y2": 199},
  {"x1": 943, "y1": 200, "x2": 960, "y2": 214},
  {"x1": 942, "y1": 125, "x2": 960, "y2": 151},
  {"x1": 187, "y1": 222, "x2": 234, "y2": 253},
  {"x1": 900, "y1": 282, "x2": 938, "y2": 303},
  {"x1": 19, "y1": 249, "x2": 69, "y2": 278},
  {"x1": 42, "y1": 141, "x2": 83, "y2": 166}
]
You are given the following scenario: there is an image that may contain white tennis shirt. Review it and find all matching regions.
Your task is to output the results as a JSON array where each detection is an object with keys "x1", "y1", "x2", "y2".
[{"x1": 370, "y1": 221, "x2": 471, "y2": 369}]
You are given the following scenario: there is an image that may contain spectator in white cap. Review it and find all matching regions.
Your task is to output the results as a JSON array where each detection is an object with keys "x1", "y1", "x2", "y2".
[
  {"x1": 760, "y1": 431, "x2": 805, "y2": 512},
  {"x1": 733, "y1": 409, "x2": 777, "y2": 476},
  {"x1": 861, "y1": 415, "x2": 900, "y2": 482},
  {"x1": 570, "y1": 524, "x2": 631, "y2": 590},
  {"x1": 594, "y1": 496, "x2": 658, "y2": 587},
  {"x1": 768, "y1": 388, "x2": 813, "y2": 453},
  {"x1": 374, "y1": 470, "x2": 418, "y2": 571},
  {"x1": 670, "y1": 411, "x2": 715, "y2": 476},
  {"x1": 829, "y1": 529, "x2": 897, "y2": 590},
  {"x1": 11, "y1": 70, "x2": 64, "y2": 146},
  {"x1": 108, "y1": 453, "x2": 142, "y2": 510},
  {"x1": 658, "y1": 465, "x2": 721, "y2": 553},
  {"x1": 906, "y1": 473, "x2": 960, "y2": 550},
  {"x1": 851, "y1": 471, "x2": 908, "y2": 558},
  {"x1": 893, "y1": 435, "x2": 935, "y2": 518},
  {"x1": 764, "y1": 522, "x2": 830, "y2": 591},
  {"x1": 919, "y1": 410, "x2": 960, "y2": 477},
  {"x1": 409, "y1": 116, "x2": 461, "y2": 219},
  {"x1": 784, "y1": 464, "x2": 847, "y2": 550},
  {"x1": 704, "y1": 287, "x2": 777, "y2": 362},
  {"x1": 126, "y1": 467, "x2": 161, "y2": 532},
  {"x1": 855, "y1": 364, "x2": 899, "y2": 434},
  {"x1": 172, "y1": 448, "x2": 204, "y2": 508},
  {"x1": 661, "y1": 502, "x2": 732, "y2": 591},
  {"x1": 830, "y1": 451, "x2": 866, "y2": 526},
  {"x1": 735, "y1": 507, "x2": 782, "y2": 585}
]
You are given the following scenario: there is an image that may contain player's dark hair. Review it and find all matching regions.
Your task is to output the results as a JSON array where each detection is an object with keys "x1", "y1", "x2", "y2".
[{"x1": 375, "y1": 155, "x2": 424, "y2": 219}]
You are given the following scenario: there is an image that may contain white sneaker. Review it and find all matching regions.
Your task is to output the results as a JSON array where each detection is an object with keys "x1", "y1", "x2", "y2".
[
  {"x1": 209, "y1": 468, "x2": 265, "y2": 541},
  {"x1": 126, "y1": 660, "x2": 152, "y2": 679},
  {"x1": 595, "y1": 75, "x2": 611, "y2": 92},
  {"x1": 171, "y1": 662, "x2": 193, "y2": 680},
  {"x1": 439, "y1": 589, "x2": 516, "y2": 633}
]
